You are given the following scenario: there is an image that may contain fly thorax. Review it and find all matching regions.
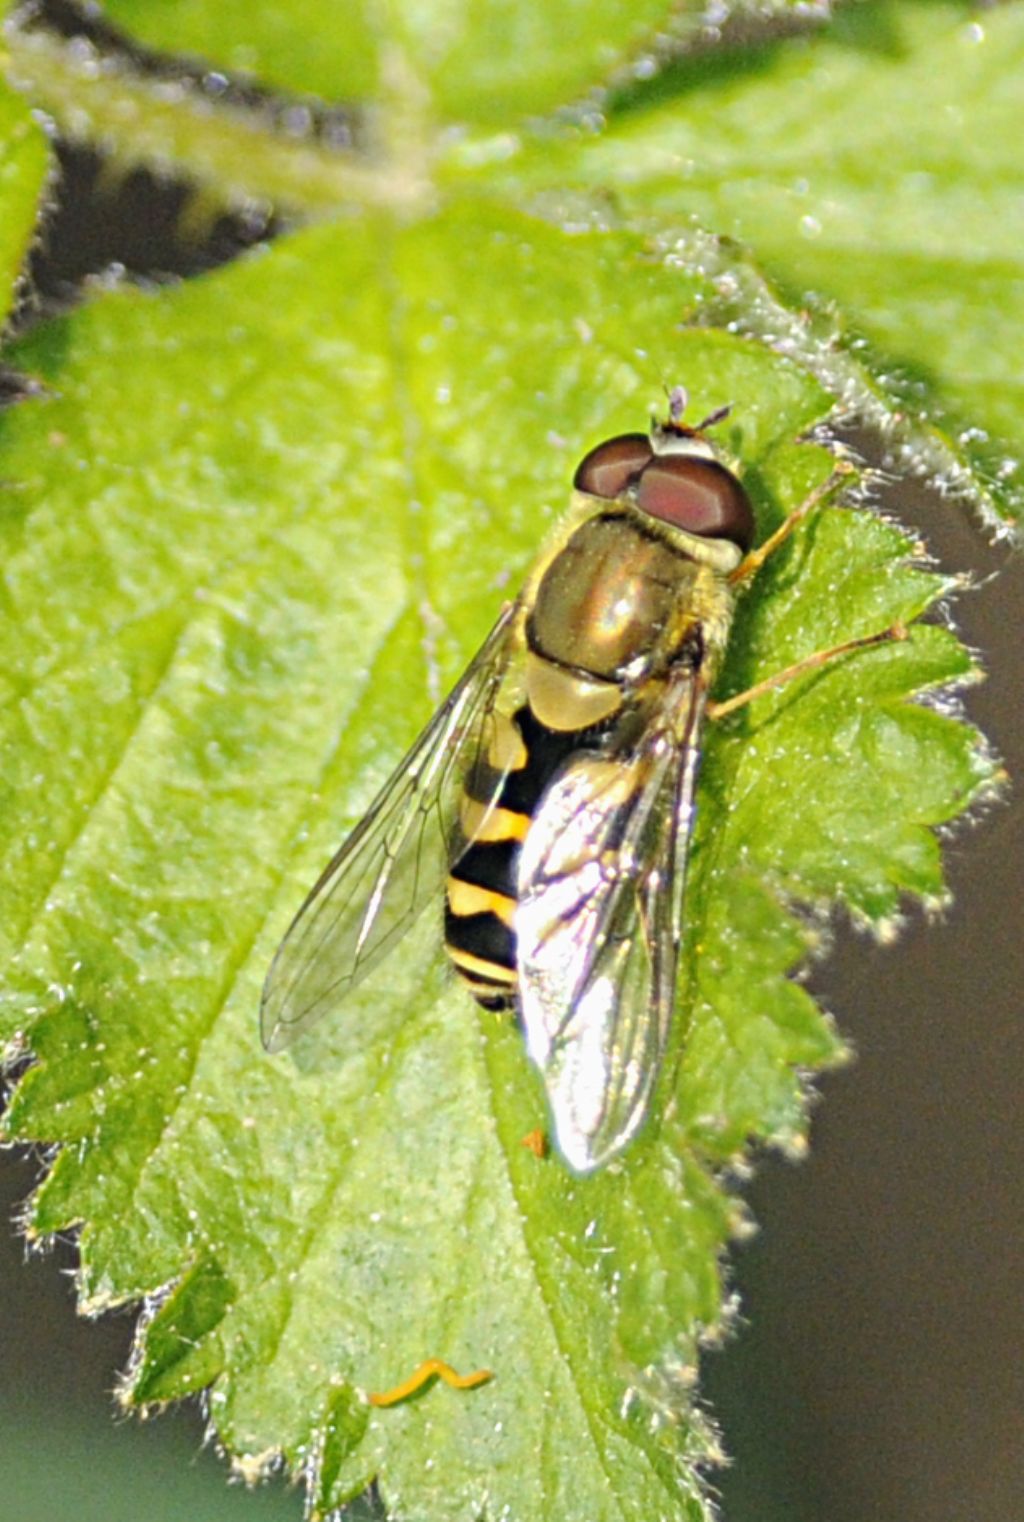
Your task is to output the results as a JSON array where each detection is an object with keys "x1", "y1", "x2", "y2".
[{"x1": 526, "y1": 513, "x2": 700, "y2": 704}]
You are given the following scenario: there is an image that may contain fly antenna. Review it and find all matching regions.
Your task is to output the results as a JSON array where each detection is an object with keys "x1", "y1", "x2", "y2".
[
  {"x1": 654, "y1": 385, "x2": 731, "y2": 440},
  {"x1": 693, "y1": 401, "x2": 732, "y2": 432},
  {"x1": 654, "y1": 383, "x2": 690, "y2": 437},
  {"x1": 668, "y1": 383, "x2": 688, "y2": 425}
]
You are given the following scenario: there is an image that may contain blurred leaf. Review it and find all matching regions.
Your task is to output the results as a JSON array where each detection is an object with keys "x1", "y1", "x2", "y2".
[
  {"x1": 0, "y1": 1391, "x2": 305, "y2": 1522},
  {"x1": 495, "y1": 0, "x2": 1024, "y2": 525},
  {"x1": 0, "y1": 199, "x2": 991, "y2": 1520},
  {"x1": 100, "y1": 0, "x2": 382, "y2": 104},
  {"x1": 1, "y1": 11, "x2": 400, "y2": 217},
  {"x1": 0, "y1": 74, "x2": 48, "y2": 320},
  {"x1": 6, "y1": 1, "x2": 1017, "y2": 532},
  {"x1": 95, "y1": 0, "x2": 717, "y2": 124}
]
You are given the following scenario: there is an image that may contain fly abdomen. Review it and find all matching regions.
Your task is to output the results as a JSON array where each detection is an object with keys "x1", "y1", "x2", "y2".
[{"x1": 445, "y1": 702, "x2": 602, "y2": 1007}]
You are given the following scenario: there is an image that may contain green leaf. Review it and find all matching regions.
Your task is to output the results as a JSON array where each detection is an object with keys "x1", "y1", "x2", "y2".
[
  {"x1": 100, "y1": 0, "x2": 382, "y2": 105},
  {"x1": 492, "y1": 0, "x2": 1024, "y2": 525},
  {"x1": 0, "y1": 3, "x2": 1008, "y2": 1518},
  {"x1": 0, "y1": 198, "x2": 991, "y2": 1521},
  {"x1": 7, "y1": 1, "x2": 1017, "y2": 531},
  {"x1": 93, "y1": 0, "x2": 708, "y2": 124},
  {"x1": 1, "y1": 13, "x2": 405, "y2": 217},
  {"x1": 0, "y1": 74, "x2": 48, "y2": 323}
]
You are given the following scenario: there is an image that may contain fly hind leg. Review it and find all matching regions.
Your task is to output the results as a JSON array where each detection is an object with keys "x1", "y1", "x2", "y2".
[
  {"x1": 706, "y1": 622, "x2": 908, "y2": 722},
  {"x1": 727, "y1": 461, "x2": 856, "y2": 588},
  {"x1": 712, "y1": 458, "x2": 909, "y2": 719}
]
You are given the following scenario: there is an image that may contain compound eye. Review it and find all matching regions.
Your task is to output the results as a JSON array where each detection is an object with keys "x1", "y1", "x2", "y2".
[
  {"x1": 635, "y1": 456, "x2": 756, "y2": 551},
  {"x1": 573, "y1": 434, "x2": 654, "y2": 500}
]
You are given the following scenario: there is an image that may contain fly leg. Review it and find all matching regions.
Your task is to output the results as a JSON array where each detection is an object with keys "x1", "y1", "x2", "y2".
[
  {"x1": 728, "y1": 461, "x2": 855, "y2": 587},
  {"x1": 711, "y1": 458, "x2": 908, "y2": 719},
  {"x1": 706, "y1": 622, "x2": 908, "y2": 722}
]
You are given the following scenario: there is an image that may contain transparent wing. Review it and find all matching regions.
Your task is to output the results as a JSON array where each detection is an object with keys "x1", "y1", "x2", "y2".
[
  {"x1": 261, "y1": 605, "x2": 518, "y2": 1052},
  {"x1": 516, "y1": 666, "x2": 706, "y2": 1171}
]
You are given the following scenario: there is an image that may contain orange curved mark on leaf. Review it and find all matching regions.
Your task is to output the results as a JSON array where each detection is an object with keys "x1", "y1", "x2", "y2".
[{"x1": 368, "y1": 1359, "x2": 493, "y2": 1408}]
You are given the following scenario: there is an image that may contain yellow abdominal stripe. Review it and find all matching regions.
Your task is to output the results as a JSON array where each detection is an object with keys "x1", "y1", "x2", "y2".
[
  {"x1": 446, "y1": 877, "x2": 517, "y2": 927},
  {"x1": 459, "y1": 794, "x2": 529, "y2": 843},
  {"x1": 444, "y1": 943, "x2": 517, "y2": 984}
]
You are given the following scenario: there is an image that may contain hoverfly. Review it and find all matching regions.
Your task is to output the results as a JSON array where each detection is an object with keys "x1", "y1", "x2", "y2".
[{"x1": 261, "y1": 389, "x2": 901, "y2": 1172}]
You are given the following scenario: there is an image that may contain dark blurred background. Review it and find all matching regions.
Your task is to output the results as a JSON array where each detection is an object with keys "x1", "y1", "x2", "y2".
[{"x1": 1, "y1": 12, "x2": 1022, "y2": 1522}]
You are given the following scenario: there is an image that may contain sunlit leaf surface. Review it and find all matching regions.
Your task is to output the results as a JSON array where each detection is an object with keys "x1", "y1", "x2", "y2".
[
  {"x1": 0, "y1": 203, "x2": 989, "y2": 1518},
  {"x1": 0, "y1": 2, "x2": 1005, "y2": 1518}
]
